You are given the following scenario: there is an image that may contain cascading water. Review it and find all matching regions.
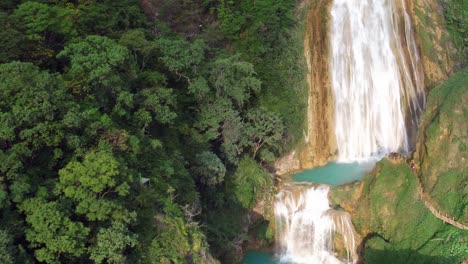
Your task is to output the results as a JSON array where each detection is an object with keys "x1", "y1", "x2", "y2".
[
  {"x1": 330, "y1": 0, "x2": 425, "y2": 161},
  {"x1": 272, "y1": 0, "x2": 425, "y2": 263},
  {"x1": 275, "y1": 185, "x2": 356, "y2": 264}
]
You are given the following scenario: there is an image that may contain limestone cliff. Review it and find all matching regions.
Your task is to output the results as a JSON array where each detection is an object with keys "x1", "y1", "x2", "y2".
[
  {"x1": 300, "y1": 0, "x2": 337, "y2": 169},
  {"x1": 275, "y1": 0, "x2": 336, "y2": 175}
]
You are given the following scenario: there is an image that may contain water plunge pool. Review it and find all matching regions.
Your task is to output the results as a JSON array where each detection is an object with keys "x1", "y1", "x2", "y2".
[{"x1": 291, "y1": 161, "x2": 376, "y2": 186}]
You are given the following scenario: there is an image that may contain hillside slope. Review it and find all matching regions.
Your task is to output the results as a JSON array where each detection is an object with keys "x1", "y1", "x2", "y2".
[{"x1": 331, "y1": 68, "x2": 468, "y2": 264}]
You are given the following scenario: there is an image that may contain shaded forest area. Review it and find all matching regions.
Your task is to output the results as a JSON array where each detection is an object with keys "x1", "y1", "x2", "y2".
[{"x1": 0, "y1": 0, "x2": 307, "y2": 263}]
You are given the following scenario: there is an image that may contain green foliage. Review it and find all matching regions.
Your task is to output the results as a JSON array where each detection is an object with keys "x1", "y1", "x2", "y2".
[
  {"x1": 148, "y1": 215, "x2": 191, "y2": 263},
  {"x1": 0, "y1": 62, "x2": 75, "y2": 204},
  {"x1": 221, "y1": 110, "x2": 244, "y2": 164},
  {"x1": 244, "y1": 108, "x2": 285, "y2": 158},
  {"x1": 0, "y1": 230, "x2": 14, "y2": 264},
  {"x1": 0, "y1": 12, "x2": 25, "y2": 63},
  {"x1": 136, "y1": 87, "x2": 177, "y2": 125},
  {"x1": 216, "y1": 0, "x2": 296, "y2": 57},
  {"x1": 157, "y1": 37, "x2": 206, "y2": 74},
  {"x1": 210, "y1": 55, "x2": 261, "y2": 106},
  {"x1": 58, "y1": 35, "x2": 131, "y2": 96},
  {"x1": 443, "y1": 0, "x2": 468, "y2": 64},
  {"x1": 231, "y1": 156, "x2": 272, "y2": 209},
  {"x1": 56, "y1": 150, "x2": 130, "y2": 221},
  {"x1": 119, "y1": 29, "x2": 157, "y2": 70},
  {"x1": 20, "y1": 198, "x2": 90, "y2": 263},
  {"x1": 188, "y1": 76, "x2": 210, "y2": 99},
  {"x1": 363, "y1": 236, "x2": 459, "y2": 264},
  {"x1": 0, "y1": 0, "x2": 306, "y2": 262},
  {"x1": 191, "y1": 151, "x2": 226, "y2": 186},
  {"x1": 257, "y1": 14, "x2": 308, "y2": 149},
  {"x1": 0, "y1": 62, "x2": 71, "y2": 145},
  {"x1": 14, "y1": 2, "x2": 77, "y2": 41},
  {"x1": 354, "y1": 160, "x2": 466, "y2": 264},
  {"x1": 194, "y1": 98, "x2": 232, "y2": 141},
  {"x1": 76, "y1": 0, "x2": 148, "y2": 36},
  {"x1": 146, "y1": 197, "x2": 213, "y2": 264},
  {"x1": 89, "y1": 221, "x2": 138, "y2": 264}
]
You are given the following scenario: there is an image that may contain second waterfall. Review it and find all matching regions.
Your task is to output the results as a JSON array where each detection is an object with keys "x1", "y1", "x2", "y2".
[{"x1": 273, "y1": 0, "x2": 426, "y2": 263}]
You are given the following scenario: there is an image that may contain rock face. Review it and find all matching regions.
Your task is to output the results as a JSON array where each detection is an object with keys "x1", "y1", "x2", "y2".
[
  {"x1": 274, "y1": 0, "x2": 336, "y2": 175},
  {"x1": 300, "y1": 0, "x2": 337, "y2": 169},
  {"x1": 330, "y1": 68, "x2": 468, "y2": 264},
  {"x1": 274, "y1": 150, "x2": 301, "y2": 176}
]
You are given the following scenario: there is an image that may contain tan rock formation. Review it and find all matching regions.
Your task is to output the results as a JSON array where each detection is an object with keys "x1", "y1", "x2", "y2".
[
  {"x1": 300, "y1": 0, "x2": 337, "y2": 169},
  {"x1": 274, "y1": 0, "x2": 336, "y2": 175}
]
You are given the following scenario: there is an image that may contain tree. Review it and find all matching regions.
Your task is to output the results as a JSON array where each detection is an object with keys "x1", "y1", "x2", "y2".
[
  {"x1": 209, "y1": 55, "x2": 261, "y2": 106},
  {"x1": 119, "y1": 29, "x2": 157, "y2": 70},
  {"x1": 20, "y1": 198, "x2": 89, "y2": 263},
  {"x1": 0, "y1": 230, "x2": 14, "y2": 264},
  {"x1": 57, "y1": 35, "x2": 132, "y2": 99},
  {"x1": 243, "y1": 108, "x2": 285, "y2": 158},
  {"x1": 89, "y1": 221, "x2": 137, "y2": 264},
  {"x1": 56, "y1": 150, "x2": 131, "y2": 221},
  {"x1": 231, "y1": 156, "x2": 272, "y2": 209},
  {"x1": 0, "y1": 62, "x2": 72, "y2": 148},
  {"x1": 14, "y1": 2, "x2": 77, "y2": 41},
  {"x1": 0, "y1": 62, "x2": 75, "y2": 203},
  {"x1": 135, "y1": 87, "x2": 177, "y2": 125},
  {"x1": 0, "y1": 12, "x2": 25, "y2": 63},
  {"x1": 221, "y1": 110, "x2": 244, "y2": 164},
  {"x1": 76, "y1": 0, "x2": 148, "y2": 36},
  {"x1": 194, "y1": 98, "x2": 232, "y2": 141},
  {"x1": 157, "y1": 37, "x2": 206, "y2": 78},
  {"x1": 191, "y1": 151, "x2": 226, "y2": 186},
  {"x1": 187, "y1": 77, "x2": 210, "y2": 101}
]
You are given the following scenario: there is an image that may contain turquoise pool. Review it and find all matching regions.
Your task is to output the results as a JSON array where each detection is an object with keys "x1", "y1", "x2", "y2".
[
  {"x1": 292, "y1": 161, "x2": 375, "y2": 186},
  {"x1": 243, "y1": 251, "x2": 277, "y2": 264}
]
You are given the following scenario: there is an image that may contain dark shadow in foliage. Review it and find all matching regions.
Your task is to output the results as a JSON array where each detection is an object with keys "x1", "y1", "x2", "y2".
[
  {"x1": 141, "y1": 0, "x2": 212, "y2": 38},
  {"x1": 207, "y1": 206, "x2": 265, "y2": 264}
]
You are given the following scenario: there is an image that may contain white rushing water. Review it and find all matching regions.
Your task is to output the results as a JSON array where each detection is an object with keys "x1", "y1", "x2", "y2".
[
  {"x1": 273, "y1": 1, "x2": 426, "y2": 263},
  {"x1": 330, "y1": 0, "x2": 425, "y2": 162},
  {"x1": 275, "y1": 185, "x2": 356, "y2": 264}
]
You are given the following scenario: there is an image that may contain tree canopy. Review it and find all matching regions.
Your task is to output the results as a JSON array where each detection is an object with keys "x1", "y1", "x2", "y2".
[{"x1": 0, "y1": 0, "x2": 305, "y2": 262}]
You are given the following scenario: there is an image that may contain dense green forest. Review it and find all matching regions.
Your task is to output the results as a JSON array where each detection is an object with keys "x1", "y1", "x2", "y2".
[{"x1": 0, "y1": 0, "x2": 308, "y2": 263}]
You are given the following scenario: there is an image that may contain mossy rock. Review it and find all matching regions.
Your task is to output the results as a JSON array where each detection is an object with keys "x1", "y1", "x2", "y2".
[
  {"x1": 415, "y1": 67, "x2": 468, "y2": 221},
  {"x1": 346, "y1": 68, "x2": 468, "y2": 263}
]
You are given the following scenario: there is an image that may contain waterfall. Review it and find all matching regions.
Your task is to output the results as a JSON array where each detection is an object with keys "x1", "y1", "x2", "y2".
[
  {"x1": 330, "y1": 0, "x2": 426, "y2": 161},
  {"x1": 274, "y1": 184, "x2": 357, "y2": 264},
  {"x1": 271, "y1": 1, "x2": 425, "y2": 263}
]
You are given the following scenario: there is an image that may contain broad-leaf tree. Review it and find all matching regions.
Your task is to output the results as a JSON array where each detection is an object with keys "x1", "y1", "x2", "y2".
[
  {"x1": 56, "y1": 150, "x2": 131, "y2": 221},
  {"x1": 243, "y1": 108, "x2": 285, "y2": 158}
]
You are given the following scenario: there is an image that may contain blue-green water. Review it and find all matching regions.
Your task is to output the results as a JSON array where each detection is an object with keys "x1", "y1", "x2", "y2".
[
  {"x1": 243, "y1": 251, "x2": 277, "y2": 264},
  {"x1": 292, "y1": 161, "x2": 375, "y2": 186}
]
